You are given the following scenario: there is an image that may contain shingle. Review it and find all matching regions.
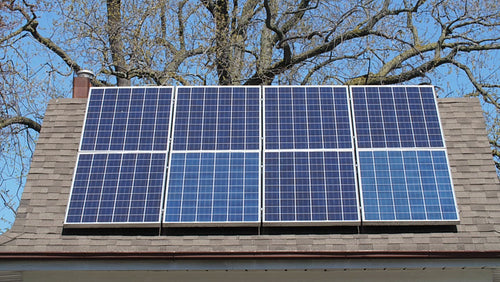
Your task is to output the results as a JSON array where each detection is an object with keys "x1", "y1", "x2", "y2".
[{"x1": 0, "y1": 97, "x2": 499, "y2": 255}]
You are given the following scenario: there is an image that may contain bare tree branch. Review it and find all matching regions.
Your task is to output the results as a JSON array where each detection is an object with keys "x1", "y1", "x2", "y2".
[
  {"x1": 22, "y1": 20, "x2": 82, "y2": 74},
  {"x1": 0, "y1": 116, "x2": 41, "y2": 133},
  {"x1": 263, "y1": 0, "x2": 291, "y2": 66},
  {"x1": 451, "y1": 60, "x2": 500, "y2": 109}
]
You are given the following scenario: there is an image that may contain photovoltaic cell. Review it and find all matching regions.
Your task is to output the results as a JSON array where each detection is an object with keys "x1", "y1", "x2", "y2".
[
  {"x1": 265, "y1": 86, "x2": 352, "y2": 150},
  {"x1": 172, "y1": 86, "x2": 260, "y2": 151},
  {"x1": 264, "y1": 151, "x2": 358, "y2": 222},
  {"x1": 66, "y1": 153, "x2": 166, "y2": 224},
  {"x1": 164, "y1": 152, "x2": 259, "y2": 224},
  {"x1": 351, "y1": 86, "x2": 443, "y2": 149},
  {"x1": 358, "y1": 150, "x2": 458, "y2": 222},
  {"x1": 81, "y1": 87, "x2": 173, "y2": 151}
]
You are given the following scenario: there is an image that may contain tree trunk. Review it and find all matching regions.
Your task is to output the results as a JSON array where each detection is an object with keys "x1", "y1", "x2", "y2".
[{"x1": 106, "y1": 0, "x2": 131, "y2": 86}]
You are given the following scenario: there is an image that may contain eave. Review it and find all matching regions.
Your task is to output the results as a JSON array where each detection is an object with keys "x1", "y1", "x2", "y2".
[{"x1": 1, "y1": 251, "x2": 500, "y2": 272}]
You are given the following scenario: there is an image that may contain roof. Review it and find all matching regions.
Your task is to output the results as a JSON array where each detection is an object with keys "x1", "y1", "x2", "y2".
[{"x1": 0, "y1": 97, "x2": 499, "y2": 257}]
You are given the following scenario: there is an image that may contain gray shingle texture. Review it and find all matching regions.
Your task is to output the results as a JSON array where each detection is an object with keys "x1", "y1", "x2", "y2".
[{"x1": 0, "y1": 97, "x2": 499, "y2": 253}]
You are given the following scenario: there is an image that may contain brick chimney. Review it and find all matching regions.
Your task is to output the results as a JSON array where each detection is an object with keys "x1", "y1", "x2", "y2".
[{"x1": 72, "y1": 70, "x2": 94, "y2": 98}]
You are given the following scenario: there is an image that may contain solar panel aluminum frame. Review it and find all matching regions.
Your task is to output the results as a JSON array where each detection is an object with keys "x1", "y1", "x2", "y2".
[
  {"x1": 162, "y1": 86, "x2": 262, "y2": 227},
  {"x1": 350, "y1": 85, "x2": 460, "y2": 225},
  {"x1": 64, "y1": 86, "x2": 175, "y2": 228},
  {"x1": 262, "y1": 85, "x2": 361, "y2": 226}
]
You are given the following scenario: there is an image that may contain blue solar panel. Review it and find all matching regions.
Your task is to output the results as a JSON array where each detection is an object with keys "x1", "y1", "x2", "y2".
[
  {"x1": 265, "y1": 86, "x2": 352, "y2": 150},
  {"x1": 264, "y1": 151, "x2": 358, "y2": 223},
  {"x1": 164, "y1": 152, "x2": 260, "y2": 224},
  {"x1": 81, "y1": 87, "x2": 173, "y2": 151},
  {"x1": 358, "y1": 150, "x2": 458, "y2": 222},
  {"x1": 172, "y1": 86, "x2": 260, "y2": 151},
  {"x1": 66, "y1": 153, "x2": 166, "y2": 224},
  {"x1": 351, "y1": 86, "x2": 443, "y2": 148}
]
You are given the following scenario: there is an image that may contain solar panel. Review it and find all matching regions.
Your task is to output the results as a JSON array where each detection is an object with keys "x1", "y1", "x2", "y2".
[
  {"x1": 65, "y1": 87, "x2": 173, "y2": 227},
  {"x1": 351, "y1": 86, "x2": 443, "y2": 148},
  {"x1": 172, "y1": 86, "x2": 260, "y2": 151},
  {"x1": 351, "y1": 86, "x2": 459, "y2": 224},
  {"x1": 65, "y1": 152, "x2": 166, "y2": 225},
  {"x1": 164, "y1": 86, "x2": 261, "y2": 225},
  {"x1": 81, "y1": 87, "x2": 173, "y2": 151},
  {"x1": 164, "y1": 152, "x2": 259, "y2": 225},
  {"x1": 358, "y1": 150, "x2": 458, "y2": 222},
  {"x1": 264, "y1": 86, "x2": 352, "y2": 150},
  {"x1": 264, "y1": 151, "x2": 358, "y2": 223},
  {"x1": 263, "y1": 86, "x2": 360, "y2": 225}
]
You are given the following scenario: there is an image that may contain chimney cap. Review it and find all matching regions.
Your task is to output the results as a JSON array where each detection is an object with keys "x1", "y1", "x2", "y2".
[{"x1": 76, "y1": 69, "x2": 95, "y2": 79}]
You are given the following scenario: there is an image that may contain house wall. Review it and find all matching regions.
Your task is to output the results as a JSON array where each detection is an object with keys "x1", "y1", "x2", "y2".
[{"x1": 22, "y1": 269, "x2": 493, "y2": 282}]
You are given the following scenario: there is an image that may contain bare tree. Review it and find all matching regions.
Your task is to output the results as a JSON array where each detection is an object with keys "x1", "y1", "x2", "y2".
[
  {"x1": 0, "y1": 0, "x2": 499, "y2": 230},
  {"x1": 0, "y1": 0, "x2": 70, "y2": 231}
]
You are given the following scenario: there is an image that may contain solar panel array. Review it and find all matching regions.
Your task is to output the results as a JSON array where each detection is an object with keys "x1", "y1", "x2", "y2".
[{"x1": 65, "y1": 85, "x2": 459, "y2": 228}]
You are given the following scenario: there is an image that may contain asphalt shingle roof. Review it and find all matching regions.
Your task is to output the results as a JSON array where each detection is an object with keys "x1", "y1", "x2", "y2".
[{"x1": 0, "y1": 97, "x2": 499, "y2": 253}]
